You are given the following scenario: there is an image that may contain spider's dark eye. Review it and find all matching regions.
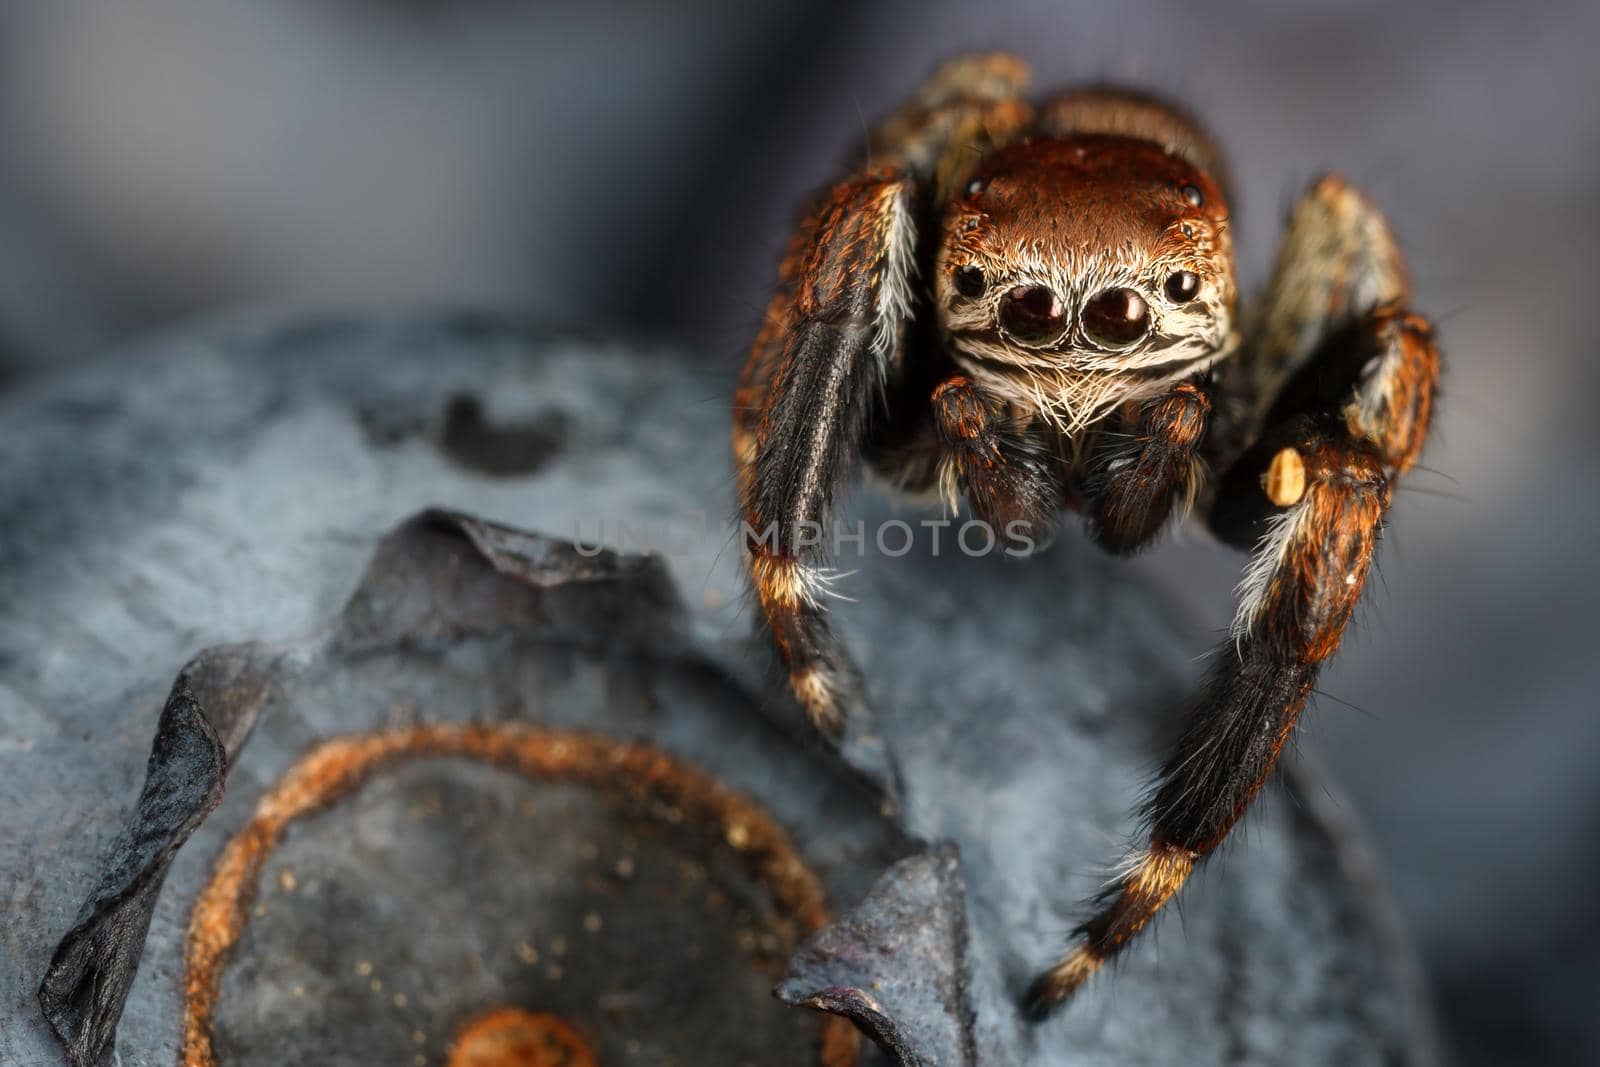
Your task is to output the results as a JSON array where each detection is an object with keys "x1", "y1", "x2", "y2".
[
  {"x1": 999, "y1": 285, "x2": 1067, "y2": 342},
  {"x1": 1082, "y1": 288, "x2": 1150, "y2": 347},
  {"x1": 966, "y1": 177, "x2": 986, "y2": 198},
  {"x1": 954, "y1": 265, "x2": 986, "y2": 298},
  {"x1": 1163, "y1": 270, "x2": 1200, "y2": 303},
  {"x1": 1180, "y1": 183, "x2": 1204, "y2": 208}
]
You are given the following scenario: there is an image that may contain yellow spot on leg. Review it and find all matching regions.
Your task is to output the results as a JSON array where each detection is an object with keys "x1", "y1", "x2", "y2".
[{"x1": 1262, "y1": 446, "x2": 1307, "y2": 507}]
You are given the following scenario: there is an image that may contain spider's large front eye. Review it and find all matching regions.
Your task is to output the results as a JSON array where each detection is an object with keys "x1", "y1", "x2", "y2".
[
  {"x1": 1082, "y1": 288, "x2": 1150, "y2": 348},
  {"x1": 999, "y1": 285, "x2": 1067, "y2": 343}
]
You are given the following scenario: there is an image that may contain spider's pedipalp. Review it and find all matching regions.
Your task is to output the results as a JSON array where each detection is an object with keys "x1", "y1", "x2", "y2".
[
  {"x1": 1082, "y1": 377, "x2": 1212, "y2": 554},
  {"x1": 930, "y1": 375, "x2": 1060, "y2": 539}
]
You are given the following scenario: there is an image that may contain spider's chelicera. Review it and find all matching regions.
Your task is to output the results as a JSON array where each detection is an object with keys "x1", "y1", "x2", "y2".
[{"x1": 732, "y1": 53, "x2": 1439, "y2": 1019}]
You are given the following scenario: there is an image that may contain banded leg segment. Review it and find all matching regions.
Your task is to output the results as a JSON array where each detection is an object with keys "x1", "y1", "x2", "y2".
[
  {"x1": 737, "y1": 168, "x2": 918, "y2": 751},
  {"x1": 1026, "y1": 430, "x2": 1392, "y2": 1016},
  {"x1": 1082, "y1": 377, "x2": 1212, "y2": 555}
]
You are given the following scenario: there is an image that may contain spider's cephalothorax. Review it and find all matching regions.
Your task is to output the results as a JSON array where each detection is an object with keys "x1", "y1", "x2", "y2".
[
  {"x1": 937, "y1": 135, "x2": 1236, "y2": 437},
  {"x1": 733, "y1": 53, "x2": 1439, "y2": 1019}
]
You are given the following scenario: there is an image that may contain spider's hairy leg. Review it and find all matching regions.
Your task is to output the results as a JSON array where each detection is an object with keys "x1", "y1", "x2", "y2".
[
  {"x1": 1216, "y1": 174, "x2": 1410, "y2": 457},
  {"x1": 1212, "y1": 305, "x2": 1440, "y2": 549},
  {"x1": 1082, "y1": 377, "x2": 1212, "y2": 554},
  {"x1": 1027, "y1": 175, "x2": 1441, "y2": 1017},
  {"x1": 930, "y1": 375, "x2": 1060, "y2": 539},
  {"x1": 734, "y1": 167, "x2": 917, "y2": 779},
  {"x1": 868, "y1": 52, "x2": 1034, "y2": 203},
  {"x1": 1026, "y1": 429, "x2": 1392, "y2": 1019},
  {"x1": 1212, "y1": 176, "x2": 1440, "y2": 545}
]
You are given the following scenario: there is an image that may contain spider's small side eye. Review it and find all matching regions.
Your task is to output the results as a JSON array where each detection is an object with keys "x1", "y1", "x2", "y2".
[
  {"x1": 1180, "y1": 183, "x2": 1204, "y2": 209},
  {"x1": 954, "y1": 266, "x2": 986, "y2": 298},
  {"x1": 1164, "y1": 271, "x2": 1200, "y2": 303},
  {"x1": 966, "y1": 177, "x2": 986, "y2": 198}
]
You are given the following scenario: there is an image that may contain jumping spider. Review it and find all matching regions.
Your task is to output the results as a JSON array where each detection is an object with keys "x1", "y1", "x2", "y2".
[{"x1": 733, "y1": 53, "x2": 1438, "y2": 1018}]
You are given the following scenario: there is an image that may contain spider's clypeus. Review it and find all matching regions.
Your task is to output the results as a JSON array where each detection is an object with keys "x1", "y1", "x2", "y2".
[{"x1": 732, "y1": 53, "x2": 1439, "y2": 1019}]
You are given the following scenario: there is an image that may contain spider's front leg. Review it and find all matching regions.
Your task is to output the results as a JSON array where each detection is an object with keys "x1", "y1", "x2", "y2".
[
  {"x1": 733, "y1": 167, "x2": 917, "y2": 788},
  {"x1": 1029, "y1": 430, "x2": 1393, "y2": 1017},
  {"x1": 734, "y1": 51, "x2": 1033, "y2": 796},
  {"x1": 1026, "y1": 175, "x2": 1440, "y2": 1018}
]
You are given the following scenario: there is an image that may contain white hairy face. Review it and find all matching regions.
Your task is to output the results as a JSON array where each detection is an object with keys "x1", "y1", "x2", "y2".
[{"x1": 933, "y1": 136, "x2": 1238, "y2": 436}]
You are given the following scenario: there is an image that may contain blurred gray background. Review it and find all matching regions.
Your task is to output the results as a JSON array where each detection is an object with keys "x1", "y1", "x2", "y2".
[{"x1": 1, "y1": 1, "x2": 1595, "y2": 1061}]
